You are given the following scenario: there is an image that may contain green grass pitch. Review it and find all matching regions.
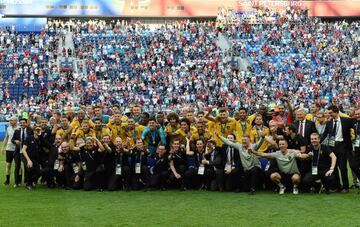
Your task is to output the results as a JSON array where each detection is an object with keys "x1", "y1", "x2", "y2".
[{"x1": 1, "y1": 142, "x2": 360, "y2": 226}]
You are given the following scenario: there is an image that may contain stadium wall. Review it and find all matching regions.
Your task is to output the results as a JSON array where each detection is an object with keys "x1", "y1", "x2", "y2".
[{"x1": 0, "y1": 0, "x2": 360, "y2": 18}]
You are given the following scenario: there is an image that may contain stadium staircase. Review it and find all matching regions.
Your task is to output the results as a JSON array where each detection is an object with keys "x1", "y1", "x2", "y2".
[{"x1": 217, "y1": 33, "x2": 250, "y2": 72}]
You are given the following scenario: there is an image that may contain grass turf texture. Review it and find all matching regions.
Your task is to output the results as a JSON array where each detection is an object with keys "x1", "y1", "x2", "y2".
[{"x1": 1, "y1": 142, "x2": 360, "y2": 226}]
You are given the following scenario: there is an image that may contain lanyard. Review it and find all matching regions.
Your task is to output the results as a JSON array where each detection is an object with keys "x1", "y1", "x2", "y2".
[
  {"x1": 210, "y1": 151, "x2": 215, "y2": 162},
  {"x1": 220, "y1": 122, "x2": 227, "y2": 133},
  {"x1": 197, "y1": 152, "x2": 203, "y2": 165},
  {"x1": 87, "y1": 150, "x2": 94, "y2": 160},
  {"x1": 131, "y1": 128, "x2": 136, "y2": 138},
  {"x1": 240, "y1": 121, "x2": 247, "y2": 133},
  {"x1": 116, "y1": 152, "x2": 123, "y2": 165},
  {"x1": 312, "y1": 148, "x2": 321, "y2": 167},
  {"x1": 150, "y1": 130, "x2": 157, "y2": 144},
  {"x1": 136, "y1": 150, "x2": 143, "y2": 163},
  {"x1": 255, "y1": 126, "x2": 263, "y2": 140}
]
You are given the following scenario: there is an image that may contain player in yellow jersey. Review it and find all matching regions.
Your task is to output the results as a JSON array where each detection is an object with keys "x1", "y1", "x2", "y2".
[{"x1": 205, "y1": 108, "x2": 240, "y2": 146}]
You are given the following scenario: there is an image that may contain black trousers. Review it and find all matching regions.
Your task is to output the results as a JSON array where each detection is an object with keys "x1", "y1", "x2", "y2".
[
  {"x1": 149, "y1": 170, "x2": 168, "y2": 189},
  {"x1": 55, "y1": 164, "x2": 83, "y2": 189},
  {"x1": 14, "y1": 151, "x2": 22, "y2": 185},
  {"x1": 131, "y1": 165, "x2": 149, "y2": 190},
  {"x1": 168, "y1": 164, "x2": 186, "y2": 188},
  {"x1": 41, "y1": 166, "x2": 55, "y2": 186},
  {"x1": 24, "y1": 159, "x2": 41, "y2": 186},
  {"x1": 348, "y1": 148, "x2": 360, "y2": 181},
  {"x1": 302, "y1": 171, "x2": 336, "y2": 191},
  {"x1": 244, "y1": 166, "x2": 262, "y2": 191},
  {"x1": 184, "y1": 167, "x2": 197, "y2": 188},
  {"x1": 207, "y1": 168, "x2": 224, "y2": 191},
  {"x1": 184, "y1": 167, "x2": 219, "y2": 189},
  {"x1": 83, "y1": 169, "x2": 106, "y2": 191},
  {"x1": 107, "y1": 166, "x2": 131, "y2": 191},
  {"x1": 218, "y1": 167, "x2": 241, "y2": 191},
  {"x1": 333, "y1": 142, "x2": 350, "y2": 189}
]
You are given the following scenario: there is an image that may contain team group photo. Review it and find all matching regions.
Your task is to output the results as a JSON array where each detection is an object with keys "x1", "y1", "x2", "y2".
[{"x1": 0, "y1": 0, "x2": 360, "y2": 226}]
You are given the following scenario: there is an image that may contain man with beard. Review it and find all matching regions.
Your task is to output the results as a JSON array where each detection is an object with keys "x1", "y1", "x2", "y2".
[
  {"x1": 93, "y1": 118, "x2": 111, "y2": 140},
  {"x1": 205, "y1": 108, "x2": 241, "y2": 147},
  {"x1": 75, "y1": 120, "x2": 96, "y2": 139},
  {"x1": 71, "y1": 109, "x2": 95, "y2": 129}
]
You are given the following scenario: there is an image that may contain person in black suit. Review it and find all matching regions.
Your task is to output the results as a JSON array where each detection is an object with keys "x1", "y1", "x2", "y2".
[
  {"x1": 11, "y1": 118, "x2": 33, "y2": 187},
  {"x1": 147, "y1": 144, "x2": 169, "y2": 191},
  {"x1": 22, "y1": 126, "x2": 43, "y2": 190},
  {"x1": 217, "y1": 133, "x2": 242, "y2": 192},
  {"x1": 350, "y1": 108, "x2": 360, "y2": 191},
  {"x1": 201, "y1": 140, "x2": 224, "y2": 191},
  {"x1": 294, "y1": 108, "x2": 318, "y2": 146},
  {"x1": 321, "y1": 105, "x2": 356, "y2": 192}
]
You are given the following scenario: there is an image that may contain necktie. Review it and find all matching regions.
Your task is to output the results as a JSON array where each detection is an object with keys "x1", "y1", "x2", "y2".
[
  {"x1": 333, "y1": 120, "x2": 337, "y2": 137},
  {"x1": 299, "y1": 121, "x2": 304, "y2": 137},
  {"x1": 21, "y1": 129, "x2": 25, "y2": 143}
]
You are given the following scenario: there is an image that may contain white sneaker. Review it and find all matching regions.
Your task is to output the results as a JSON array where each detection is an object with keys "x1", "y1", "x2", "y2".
[
  {"x1": 293, "y1": 187, "x2": 299, "y2": 195},
  {"x1": 279, "y1": 186, "x2": 286, "y2": 195}
]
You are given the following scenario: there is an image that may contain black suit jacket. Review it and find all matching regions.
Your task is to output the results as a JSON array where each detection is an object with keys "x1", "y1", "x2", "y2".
[
  {"x1": 220, "y1": 145, "x2": 241, "y2": 170},
  {"x1": 321, "y1": 117, "x2": 354, "y2": 149},
  {"x1": 11, "y1": 127, "x2": 33, "y2": 153},
  {"x1": 294, "y1": 119, "x2": 317, "y2": 145}
]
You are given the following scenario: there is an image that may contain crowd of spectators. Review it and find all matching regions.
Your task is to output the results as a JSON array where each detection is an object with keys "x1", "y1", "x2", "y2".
[{"x1": 0, "y1": 8, "x2": 359, "y2": 121}]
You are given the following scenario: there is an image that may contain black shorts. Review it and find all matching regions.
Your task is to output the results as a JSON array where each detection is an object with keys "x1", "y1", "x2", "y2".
[
  {"x1": 6, "y1": 150, "x2": 15, "y2": 163},
  {"x1": 279, "y1": 172, "x2": 300, "y2": 186}
]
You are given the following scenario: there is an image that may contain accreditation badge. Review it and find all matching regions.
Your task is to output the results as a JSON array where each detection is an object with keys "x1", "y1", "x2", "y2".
[
  {"x1": 198, "y1": 165, "x2": 205, "y2": 175},
  {"x1": 72, "y1": 163, "x2": 79, "y2": 174},
  {"x1": 82, "y1": 161, "x2": 87, "y2": 172},
  {"x1": 54, "y1": 160, "x2": 60, "y2": 170},
  {"x1": 328, "y1": 137, "x2": 335, "y2": 147},
  {"x1": 135, "y1": 163, "x2": 141, "y2": 174},
  {"x1": 312, "y1": 166, "x2": 318, "y2": 175},
  {"x1": 116, "y1": 164, "x2": 122, "y2": 175},
  {"x1": 355, "y1": 137, "x2": 360, "y2": 148}
]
